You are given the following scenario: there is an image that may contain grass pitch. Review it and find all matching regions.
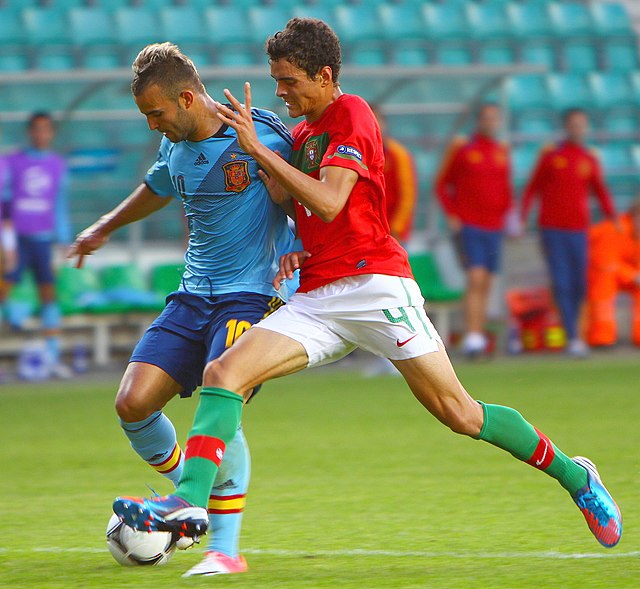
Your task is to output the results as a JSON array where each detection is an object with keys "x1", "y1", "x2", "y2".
[{"x1": 0, "y1": 355, "x2": 638, "y2": 588}]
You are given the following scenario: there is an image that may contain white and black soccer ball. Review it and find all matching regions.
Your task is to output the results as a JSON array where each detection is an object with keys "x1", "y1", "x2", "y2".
[{"x1": 106, "y1": 513, "x2": 176, "y2": 566}]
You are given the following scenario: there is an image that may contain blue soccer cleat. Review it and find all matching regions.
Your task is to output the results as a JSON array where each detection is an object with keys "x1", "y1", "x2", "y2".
[
  {"x1": 572, "y1": 456, "x2": 622, "y2": 548},
  {"x1": 113, "y1": 494, "x2": 208, "y2": 539}
]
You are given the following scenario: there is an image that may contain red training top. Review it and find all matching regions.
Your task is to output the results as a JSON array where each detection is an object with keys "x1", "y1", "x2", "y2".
[
  {"x1": 290, "y1": 94, "x2": 412, "y2": 293},
  {"x1": 383, "y1": 137, "x2": 418, "y2": 243},
  {"x1": 521, "y1": 141, "x2": 616, "y2": 231},
  {"x1": 434, "y1": 134, "x2": 513, "y2": 231}
]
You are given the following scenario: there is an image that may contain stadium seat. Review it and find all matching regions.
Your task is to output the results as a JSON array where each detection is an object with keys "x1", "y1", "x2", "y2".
[
  {"x1": 22, "y1": 7, "x2": 76, "y2": 70},
  {"x1": 100, "y1": 264, "x2": 163, "y2": 312},
  {"x1": 378, "y1": 3, "x2": 429, "y2": 65},
  {"x1": 290, "y1": 5, "x2": 338, "y2": 30},
  {"x1": 422, "y1": 3, "x2": 469, "y2": 41},
  {"x1": 150, "y1": 263, "x2": 186, "y2": 298},
  {"x1": 512, "y1": 143, "x2": 541, "y2": 184},
  {"x1": 590, "y1": 71, "x2": 637, "y2": 110},
  {"x1": 506, "y1": 74, "x2": 550, "y2": 111},
  {"x1": 520, "y1": 42, "x2": 556, "y2": 69},
  {"x1": 597, "y1": 143, "x2": 635, "y2": 172},
  {"x1": 56, "y1": 266, "x2": 108, "y2": 316},
  {"x1": 159, "y1": 7, "x2": 209, "y2": 65},
  {"x1": 247, "y1": 6, "x2": 291, "y2": 45},
  {"x1": 409, "y1": 253, "x2": 463, "y2": 303},
  {"x1": 548, "y1": 2, "x2": 594, "y2": 39},
  {"x1": 8, "y1": 273, "x2": 39, "y2": 321},
  {"x1": 561, "y1": 41, "x2": 599, "y2": 73},
  {"x1": 590, "y1": 2, "x2": 635, "y2": 39},
  {"x1": 205, "y1": 7, "x2": 256, "y2": 66},
  {"x1": 507, "y1": 1, "x2": 554, "y2": 40},
  {"x1": 513, "y1": 112, "x2": 555, "y2": 137},
  {"x1": 479, "y1": 44, "x2": 516, "y2": 66},
  {"x1": 334, "y1": 5, "x2": 385, "y2": 66},
  {"x1": 115, "y1": 8, "x2": 162, "y2": 60},
  {"x1": 69, "y1": 8, "x2": 119, "y2": 69},
  {"x1": 434, "y1": 44, "x2": 473, "y2": 66},
  {"x1": 0, "y1": 54, "x2": 29, "y2": 72},
  {"x1": 466, "y1": 3, "x2": 512, "y2": 41},
  {"x1": 601, "y1": 111, "x2": 639, "y2": 135},
  {"x1": 602, "y1": 41, "x2": 640, "y2": 72},
  {"x1": 547, "y1": 73, "x2": 594, "y2": 110},
  {"x1": 0, "y1": 9, "x2": 26, "y2": 47}
]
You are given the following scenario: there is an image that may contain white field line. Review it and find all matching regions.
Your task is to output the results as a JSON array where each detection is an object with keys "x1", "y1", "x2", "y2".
[{"x1": 0, "y1": 547, "x2": 638, "y2": 560}]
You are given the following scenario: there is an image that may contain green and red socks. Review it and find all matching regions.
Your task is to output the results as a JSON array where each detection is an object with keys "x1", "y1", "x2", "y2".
[
  {"x1": 175, "y1": 387, "x2": 243, "y2": 508},
  {"x1": 478, "y1": 402, "x2": 588, "y2": 495}
]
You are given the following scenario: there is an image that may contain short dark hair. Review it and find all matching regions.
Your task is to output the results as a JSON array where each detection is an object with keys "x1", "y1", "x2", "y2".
[
  {"x1": 562, "y1": 107, "x2": 588, "y2": 123},
  {"x1": 131, "y1": 42, "x2": 204, "y2": 99},
  {"x1": 28, "y1": 111, "x2": 53, "y2": 129},
  {"x1": 266, "y1": 18, "x2": 342, "y2": 83}
]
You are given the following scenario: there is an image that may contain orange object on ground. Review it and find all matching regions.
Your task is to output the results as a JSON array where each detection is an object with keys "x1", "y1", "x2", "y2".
[{"x1": 586, "y1": 213, "x2": 640, "y2": 346}]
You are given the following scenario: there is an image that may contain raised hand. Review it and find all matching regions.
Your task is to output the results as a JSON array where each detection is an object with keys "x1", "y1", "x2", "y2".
[{"x1": 272, "y1": 250, "x2": 311, "y2": 290}]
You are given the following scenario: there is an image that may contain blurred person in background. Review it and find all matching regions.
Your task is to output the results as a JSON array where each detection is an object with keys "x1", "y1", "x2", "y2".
[
  {"x1": 0, "y1": 112, "x2": 72, "y2": 378},
  {"x1": 586, "y1": 197, "x2": 640, "y2": 348},
  {"x1": 521, "y1": 108, "x2": 616, "y2": 358},
  {"x1": 435, "y1": 103, "x2": 513, "y2": 358},
  {"x1": 371, "y1": 105, "x2": 418, "y2": 246}
]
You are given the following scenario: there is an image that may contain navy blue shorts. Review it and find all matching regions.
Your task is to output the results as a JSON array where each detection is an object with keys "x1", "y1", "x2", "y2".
[
  {"x1": 457, "y1": 225, "x2": 503, "y2": 273},
  {"x1": 130, "y1": 291, "x2": 284, "y2": 398},
  {"x1": 5, "y1": 236, "x2": 54, "y2": 284}
]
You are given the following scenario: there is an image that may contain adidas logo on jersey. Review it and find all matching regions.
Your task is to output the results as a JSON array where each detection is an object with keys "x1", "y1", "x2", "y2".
[{"x1": 194, "y1": 153, "x2": 209, "y2": 166}]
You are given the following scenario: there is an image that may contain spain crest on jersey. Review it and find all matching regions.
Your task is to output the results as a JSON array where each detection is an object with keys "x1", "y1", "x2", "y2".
[
  {"x1": 305, "y1": 139, "x2": 320, "y2": 169},
  {"x1": 222, "y1": 160, "x2": 251, "y2": 193}
]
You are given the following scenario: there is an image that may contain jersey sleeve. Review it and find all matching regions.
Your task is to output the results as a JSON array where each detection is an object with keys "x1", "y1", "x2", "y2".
[
  {"x1": 320, "y1": 97, "x2": 377, "y2": 179},
  {"x1": 144, "y1": 137, "x2": 177, "y2": 198},
  {"x1": 252, "y1": 108, "x2": 294, "y2": 162}
]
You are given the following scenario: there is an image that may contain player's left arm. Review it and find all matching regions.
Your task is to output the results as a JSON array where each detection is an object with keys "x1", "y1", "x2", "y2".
[{"x1": 216, "y1": 84, "x2": 357, "y2": 223}]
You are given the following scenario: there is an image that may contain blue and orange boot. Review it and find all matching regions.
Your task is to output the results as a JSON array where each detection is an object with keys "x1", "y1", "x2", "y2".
[
  {"x1": 113, "y1": 494, "x2": 208, "y2": 540},
  {"x1": 572, "y1": 456, "x2": 622, "y2": 548}
]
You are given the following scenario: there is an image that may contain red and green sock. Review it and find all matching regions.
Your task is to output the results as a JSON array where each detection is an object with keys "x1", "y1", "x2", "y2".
[
  {"x1": 175, "y1": 387, "x2": 243, "y2": 508},
  {"x1": 478, "y1": 402, "x2": 588, "y2": 495}
]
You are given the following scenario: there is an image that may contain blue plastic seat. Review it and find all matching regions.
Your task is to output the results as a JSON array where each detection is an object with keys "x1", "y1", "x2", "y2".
[
  {"x1": 479, "y1": 43, "x2": 515, "y2": 66},
  {"x1": 520, "y1": 42, "x2": 556, "y2": 69},
  {"x1": 601, "y1": 111, "x2": 639, "y2": 135},
  {"x1": 0, "y1": 9, "x2": 26, "y2": 46},
  {"x1": 69, "y1": 7, "x2": 119, "y2": 69},
  {"x1": 434, "y1": 44, "x2": 473, "y2": 66},
  {"x1": 513, "y1": 112, "x2": 555, "y2": 136},
  {"x1": 160, "y1": 7, "x2": 207, "y2": 45},
  {"x1": 590, "y1": 72, "x2": 636, "y2": 110},
  {"x1": 290, "y1": 5, "x2": 338, "y2": 30},
  {"x1": 506, "y1": 74, "x2": 550, "y2": 111},
  {"x1": 378, "y1": 3, "x2": 426, "y2": 42},
  {"x1": 335, "y1": 5, "x2": 381, "y2": 44},
  {"x1": 423, "y1": 3, "x2": 469, "y2": 41},
  {"x1": 547, "y1": 73, "x2": 594, "y2": 110},
  {"x1": 205, "y1": 7, "x2": 256, "y2": 66},
  {"x1": 590, "y1": 2, "x2": 635, "y2": 39},
  {"x1": 561, "y1": 41, "x2": 599, "y2": 73},
  {"x1": 549, "y1": 2, "x2": 594, "y2": 38},
  {"x1": 598, "y1": 143, "x2": 634, "y2": 172},
  {"x1": 512, "y1": 143, "x2": 541, "y2": 184},
  {"x1": 602, "y1": 41, "x2": 639, "y2": 71},
  {"x1": 115, "y1": 8, "x2": 161, "y2": 53}
]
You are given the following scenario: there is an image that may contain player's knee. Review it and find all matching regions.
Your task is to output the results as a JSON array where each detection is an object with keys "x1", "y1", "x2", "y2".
[
  {"x1": 115, "y1": 388, "x2": 153, "y2": 423},
  {"x1": 441, "y1": 397, "x2": 483, "y2": 437},
  {"x1": 202, "y1": 358, "x2": 231, "y2": 389}
]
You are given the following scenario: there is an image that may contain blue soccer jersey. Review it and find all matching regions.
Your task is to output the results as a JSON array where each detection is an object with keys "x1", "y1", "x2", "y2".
[{"x1": 145, "y1": 108, "x2": 294, "y2": 299}]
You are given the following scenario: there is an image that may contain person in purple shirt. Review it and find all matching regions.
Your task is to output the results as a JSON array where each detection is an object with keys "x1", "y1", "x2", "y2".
[{"x1": 0, "y1": 112, "x2": 72, "y2": 378}]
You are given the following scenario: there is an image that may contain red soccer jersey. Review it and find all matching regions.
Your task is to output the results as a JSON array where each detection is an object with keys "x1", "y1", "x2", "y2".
[
  {"x1": 290, "y1": 94, "x2": 412, "y2": 293},
  {"x1": 435, "y1": 134, "x2": 513, "y2": 230},
  {"x1": 521, "y1": 141, "x2": 616, "y2": 230}
]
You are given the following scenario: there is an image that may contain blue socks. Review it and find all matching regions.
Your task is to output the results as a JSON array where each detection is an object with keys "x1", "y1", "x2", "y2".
[
  {"x1": 120, "y1": 411, "x2": 184, "y2": 487},
  {"x1": 120, "y1": 414, "x2": 251, "y2": 557},
  {"x1": 207, "y1": 425, "x2": 251, "y2": 557}
]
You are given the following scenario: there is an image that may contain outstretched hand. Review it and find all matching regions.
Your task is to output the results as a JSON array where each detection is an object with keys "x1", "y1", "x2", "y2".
[
  {"x1": 215, "y1": 83, "x2": 262, "y2": 157},
  {"x1": 67, "y1": 225, "x2": 110, "y2": 268},
  {"x1": 272, "y1": 250, "x2": 311, "y2": 291}
]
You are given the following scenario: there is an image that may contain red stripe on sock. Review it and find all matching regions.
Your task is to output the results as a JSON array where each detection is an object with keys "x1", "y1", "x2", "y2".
[
  {"x1": 526, "y1": 428, "x2": 555, "y2": 470},
  {"x1": 209, "y1": 493, "x2": 246, "y2": 501},
  {"x1": 184, "y1": 435, "x2": 226, "y2": 466},
  {"x1": 208, "y1": 508, "x2": 244, "y2": 515}
]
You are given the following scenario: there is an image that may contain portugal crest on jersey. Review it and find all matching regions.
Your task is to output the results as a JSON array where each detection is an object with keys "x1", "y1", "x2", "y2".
[
  {"x1": 305, "y1": 139, "x2": 320, "y2": 169},
  {"x1": 222, "y1": 160, "x2": 251, "y2": 193}
]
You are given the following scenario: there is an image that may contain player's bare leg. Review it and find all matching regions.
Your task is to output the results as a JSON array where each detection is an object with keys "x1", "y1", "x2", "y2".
[
  {"x1": 462, "y1": 267, "x2": 493, "y2": 357},
  {"x1": 392, "y1": 346, "x2": 622, "y2": 547}
]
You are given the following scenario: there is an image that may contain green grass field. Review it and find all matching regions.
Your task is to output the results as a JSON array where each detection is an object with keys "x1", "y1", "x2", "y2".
[{"x1": 0, "y1": 356, "x2": 638, "y2": 588}]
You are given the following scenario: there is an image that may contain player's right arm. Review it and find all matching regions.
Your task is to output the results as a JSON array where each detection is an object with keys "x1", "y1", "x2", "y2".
[{"x1": 67, "y1": 183, "x2": 172, "y2": 268}]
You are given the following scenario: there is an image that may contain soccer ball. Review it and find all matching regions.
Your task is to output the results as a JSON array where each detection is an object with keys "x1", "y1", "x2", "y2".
[{"x1": 106, "y1": 513, "x2": 176, "y2": 566}]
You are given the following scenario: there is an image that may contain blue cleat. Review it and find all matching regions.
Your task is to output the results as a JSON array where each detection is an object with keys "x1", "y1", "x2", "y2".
[
  {"x1": 113, "y1": 494, "x2": 208, "y2": 539},
  {"x1": 572, "y1": 456, "x2": 622, "y2": 548}
]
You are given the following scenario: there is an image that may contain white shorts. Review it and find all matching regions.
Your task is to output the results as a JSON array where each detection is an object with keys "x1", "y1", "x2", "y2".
[{"x1": 256, "y1": 274, "x2": 442, "y2": 367}]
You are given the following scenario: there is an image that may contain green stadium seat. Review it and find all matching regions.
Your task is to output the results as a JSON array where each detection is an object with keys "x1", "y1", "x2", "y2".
[
  {"x1": 561, "y1": 41, "x2": 599, "y2": 73},
  {"x1": 547, "y1": 73, "x2": 594, "y2": 110},
  {"x1": 56, "y1": 266, "x2": 107, "y2": 316},
  {"x1": 115, "y1": 8, "x2": 161, "y2": 54},
  {"x1": 248, "y1": 6, "x2": 290, "y2": 44},
  {"x1": 507, "y1": 1, "x2": 553, "y2": 39},
  {"x1": 506, "y1": 74, "x2": 550, "y2": 111},
  {"x1": 100, "y1": 264, "x2": 163, "y2": 312},
  {"x1": 602, "y1": 41, "x2": 639, "y2": 72},
  {"x1": 549, "y1": 2, "x2": 594, "y2": 38},
  {"x1": 520, "y1": 42, "x2": 556, "y2": 69},
  {"x1": 409, "y1": 253, "x2": 463, "y2": 303},
  {"x1": 422, "y1": 3, "x2": 469, "y2": 41},
  {"x1": 466, "y1": 3, "x2": 512, "y2": 41},
  {"x1": 150, "y1": 263, "x2": 186, "y2": 298},
  {"x1": 8, "y1": 272, "x2": 39, "y2": 322},
  {"x1": 590, "y1": 2, "x2": 635, "y2": 39},
  {"x1": 590, "y1": 72, "x2": 637, "y2": 110}
]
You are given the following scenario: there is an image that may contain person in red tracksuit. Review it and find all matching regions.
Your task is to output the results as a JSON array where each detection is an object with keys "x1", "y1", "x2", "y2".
[
  {"x1": 521, "y1": 108, "x2": 616, "y2": 358},
  {"x1": 435, "y1": 103, "x2": 513, "y2": 357}
]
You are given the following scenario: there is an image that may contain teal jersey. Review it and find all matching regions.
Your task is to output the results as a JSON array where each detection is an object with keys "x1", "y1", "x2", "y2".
[{"x1": 145, "y1": 108, "x2": 294, "y2": 299}]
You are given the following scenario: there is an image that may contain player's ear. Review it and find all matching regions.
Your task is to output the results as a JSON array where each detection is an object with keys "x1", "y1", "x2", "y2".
[
  {"x1": 178, "y1": 90, "x2": 195, "y2": 110},
  {"x1": 319, "y1": 66, "x2": 333, "y2": 87}
]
